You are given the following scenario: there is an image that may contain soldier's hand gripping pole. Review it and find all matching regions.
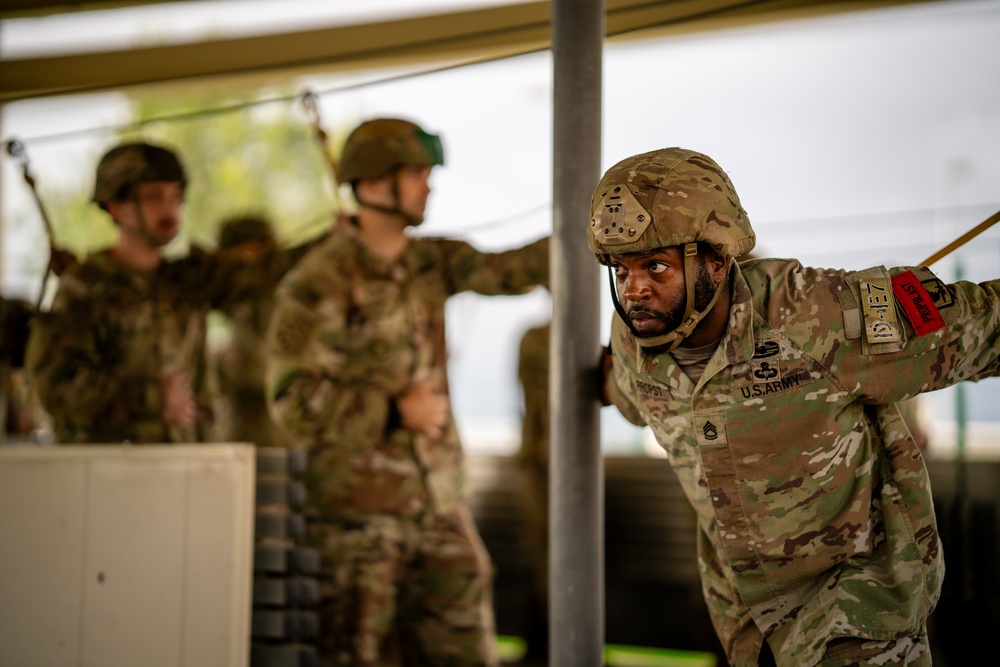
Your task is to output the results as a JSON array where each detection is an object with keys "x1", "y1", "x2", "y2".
[
  {"x1": 920, "y1": 209, "x2": 1000, "y2": 267},
  {"x1": 5, "y1": 139, "x2": 74, "y2": 309}
]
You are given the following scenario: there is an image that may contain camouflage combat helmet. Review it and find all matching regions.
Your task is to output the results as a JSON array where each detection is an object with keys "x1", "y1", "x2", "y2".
[
  {"x1": 92, "y1": 142, "x2": 187, "y2": 207},
  {"x1": 339, "y1": 118, "x2": 444, "y2": 183},
  {"x1": 588, "y1": 147, "x2": 754, "y2": 262},
  {"x1": 219, "y1": 216, "x2": 275, "y2": 250},
  {"x1": 590, "y1": 148, "x2": 755, "y2": 351}
]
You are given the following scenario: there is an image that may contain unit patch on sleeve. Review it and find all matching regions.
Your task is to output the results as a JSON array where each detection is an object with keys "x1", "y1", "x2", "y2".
[
  {"x1": 891, "y1": 270, "x2": 946, "y2": 336},
  {"x1": 920, "y1": 276, "x2": 954, "y2": 310},
  {"x1": 859, "y1": 277, "x2": 901, "y2": 344}
]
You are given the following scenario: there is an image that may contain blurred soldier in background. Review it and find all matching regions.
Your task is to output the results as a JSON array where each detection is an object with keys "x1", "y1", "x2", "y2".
[
  {"x1": 211, "y1": 215, "x2": 325, "y2": 447},
  {"x1": 594, "y1": 147, "x2": 1000, "y2": 667},
  {"x1": 0, "y1": 296, "x2": 45, "y2": 441},
  {"x1": 515, "y1": 321, "x2": 550, "y2": 662},
  {"x1": 27, "y1": 141, "x2": 270, "y2": 444},
  {"x1": 212, "y1": 216, "x2": 284, "y2": 447},
  {"x1": 213, "y1": 216, "x2": 326, "y2": 447},
  {"x1": 267, "y1": 118, "x2": 549, "y2": 666}
]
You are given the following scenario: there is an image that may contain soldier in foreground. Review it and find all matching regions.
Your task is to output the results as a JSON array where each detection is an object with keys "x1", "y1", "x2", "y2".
[
  {"x1": 593, "y1": 148, "x2": 1000, "y2": 666},
  {"x1": 27, "y1": 142, "x2": 267, "y2": 444},
  {"x1": 266, "y1": 118, "x2": 548, "y2": 666}
]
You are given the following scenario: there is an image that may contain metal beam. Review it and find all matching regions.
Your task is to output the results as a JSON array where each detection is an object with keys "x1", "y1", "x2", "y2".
[{"x1": 550, "y1": 0, "x2": 604, "y2": 664}]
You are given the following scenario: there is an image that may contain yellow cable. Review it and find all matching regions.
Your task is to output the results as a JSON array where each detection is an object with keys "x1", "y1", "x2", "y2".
[{"x1": 920, "y1": 210, "x2": 1000, "y2": 267}]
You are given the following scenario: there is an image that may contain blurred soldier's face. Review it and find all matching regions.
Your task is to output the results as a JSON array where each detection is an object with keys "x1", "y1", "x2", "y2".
[
  {"x1": 610, "y1": 247, "x2": 716, "y2": 338},
  {"x1": 356, "y1": 165, "x2": 432, "y2": 226},
  {"x1": 393, "y1": 165, "x2": 432, "y2": 225},
  {"x1": 110, "y1": 181, "x2": 184, "y2": 247}
]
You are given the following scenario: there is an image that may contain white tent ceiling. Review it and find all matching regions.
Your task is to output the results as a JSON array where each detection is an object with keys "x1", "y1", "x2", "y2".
[{"x1": 0, "y1": 0, "x2": 937, "y2": 103}]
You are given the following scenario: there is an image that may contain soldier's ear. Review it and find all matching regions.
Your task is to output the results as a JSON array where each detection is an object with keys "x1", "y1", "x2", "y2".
[
  {"x1": 705, "y1": 250, "x2": 729, "y2": 285},
  {"x1": 104, "y1": 200, "x2": 127, "y2": 224},
  {"x1": 354, "y1": 174, "x2": 392, "y2": 201}
]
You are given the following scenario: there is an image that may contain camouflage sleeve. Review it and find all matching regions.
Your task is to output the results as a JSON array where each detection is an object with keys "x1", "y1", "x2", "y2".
[
  {"x1": 25, "y1": 282, "x2": 164, "y2": 440},
  {"x1": 517, "y1": 323, "x2": 552, "y2": 466},
  {"x1": 265, "y1": 258, "x2": 402, "y2": 445},
  {"x1": 174, "y1": 245, "x2": 279, "y2": 311},
  {"x1": 842, "y1": 268, "x2": 999, "y2": 402},
  {"x1": 777, "y1": 263, "x2": 1000, "y2": 404},
  {"x1": 439, "y1": 236, "x2": 549, "y2": 296},
  {"x1": 606, "y1": 316, "x2": 649, "y2": 426}
]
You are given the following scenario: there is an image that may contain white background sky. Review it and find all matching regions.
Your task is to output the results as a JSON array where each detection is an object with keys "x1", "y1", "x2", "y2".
[{"x1": 2, "y1": 0, "x2": 998, "y2": 454}]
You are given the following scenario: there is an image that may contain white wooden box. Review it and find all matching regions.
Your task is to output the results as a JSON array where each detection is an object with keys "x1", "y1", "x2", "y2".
[{"x1": 0, "y1": 444, "x2": 255, "y2": 667}]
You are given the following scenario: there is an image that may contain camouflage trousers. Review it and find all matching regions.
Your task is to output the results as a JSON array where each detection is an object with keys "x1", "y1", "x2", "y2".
[
  {"x1": 309, "y1": 505, "x2": 499, "y2": 667},
  {"x1": 760, "y1": 625, "x2": 931, "y2": 666},
  {"x1": 817, "y1": 629, "x2": 931, "y2": 667}
]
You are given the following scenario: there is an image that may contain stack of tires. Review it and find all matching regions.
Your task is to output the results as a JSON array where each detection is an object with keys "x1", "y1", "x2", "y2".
[{"x1": 251, "y1": 448, "x2": 320, "y2": 667}]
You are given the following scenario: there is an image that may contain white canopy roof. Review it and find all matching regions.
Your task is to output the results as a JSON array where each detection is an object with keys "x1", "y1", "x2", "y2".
[{"x1": 0, "y1": 0, "x2": 935, "y2": 103}]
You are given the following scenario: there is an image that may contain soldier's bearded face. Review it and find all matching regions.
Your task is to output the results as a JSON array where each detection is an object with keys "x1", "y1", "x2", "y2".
[
  {"x1": 116, "y1": 181, "x2": 184, "y2": 247},
  {"x1": 612, "y1": 248, "x2": 715, "y2": 338}
]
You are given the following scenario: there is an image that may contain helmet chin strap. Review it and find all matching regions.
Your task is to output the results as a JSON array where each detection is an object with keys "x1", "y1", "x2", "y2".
[
  {"x1": 357, "y1": 200, "x2": 423, "y2": 226},
  {"x1": 609, "y1": 243, "x2": 730, "y2": 353}
]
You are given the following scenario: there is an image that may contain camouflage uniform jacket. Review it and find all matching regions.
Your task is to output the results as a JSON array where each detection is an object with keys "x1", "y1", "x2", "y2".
[
  {"x1": 267, "y1": 224, "x2": 548, "y2": 520},
  {"x1": 28, "y1": 247, "x2": 262, "y2": 444},
  {"x1": 517, "y1": 322, "x2": 551, "y2": 475},
  {"x1": 606, "y1": 258, "x2": 1000, "y2": 667},
  {"x1": 214, "y1": 239, "x2": 323, "y2": 448}
]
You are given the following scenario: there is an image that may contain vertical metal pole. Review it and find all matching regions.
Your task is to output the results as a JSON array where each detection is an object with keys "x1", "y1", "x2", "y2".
[
  {"x1": 0, "y1": 106, "x2": 5, "y2": 291},
  {"x1": 550, "y1": 0, "x2": 604, "y2": 666}
]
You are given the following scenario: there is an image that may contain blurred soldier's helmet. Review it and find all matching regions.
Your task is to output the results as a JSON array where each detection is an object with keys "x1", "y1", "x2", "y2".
[
  {"x1": 93, "y1": 142, "x2": 187, "y2": 208},
  {"x1": 589, "y1": 148, "x2": 755, "y2": 351},
  {"x1": 587, "y1": 147, "x2": 754, "y2": 262},
  {"x1": 219, "y1": 216, "x2": 275, "y2": 250},
  {"x1": 339, "y1": 118, "x2": 445, "y2": 183}
]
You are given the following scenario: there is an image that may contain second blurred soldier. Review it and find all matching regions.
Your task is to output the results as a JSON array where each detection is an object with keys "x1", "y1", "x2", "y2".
[{"x1": 267, "y1": 118, "x2": 549, "y2": 666}]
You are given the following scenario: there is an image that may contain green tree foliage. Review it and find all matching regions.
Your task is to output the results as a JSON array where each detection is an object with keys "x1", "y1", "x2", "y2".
[
  {"x1": 33, "y1": 156, "x2": 119, "y2": 260},
  {"x1": 37, "y1": 87, "x2": 342, "y2": 261},
  {"x1": 121, "y1": 88, "x2": 339, "y2": 251}
]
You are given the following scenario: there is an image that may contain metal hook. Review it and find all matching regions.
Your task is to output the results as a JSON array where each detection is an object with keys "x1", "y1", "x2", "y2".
[
  {"x1": 4, "y1": 137, "x2": 58, "y2": 309},
  {"x1": 300, "y1": 90, "x2": 323, "y2": 134},
  {"x1": 5, "y1": 138, "x2": 35, "y2": 186},
  {"x1": 298, "y1": 88, "x2": 341, "y2": 185}
]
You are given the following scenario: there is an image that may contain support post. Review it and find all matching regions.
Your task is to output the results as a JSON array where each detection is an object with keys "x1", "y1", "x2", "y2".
[{"x1": 550, "y1": 0, "x2": 604, "y2": 665}]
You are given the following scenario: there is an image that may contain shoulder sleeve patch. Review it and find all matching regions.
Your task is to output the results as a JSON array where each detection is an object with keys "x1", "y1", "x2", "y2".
[
  {"x1": 835, "y1": 280, "x2": 862, "y2": 340},
  {"x1": 859, "y1": 277, "x2": 901, "y2": 344},
  {"x1": 841, "y1": 267, "x2": 907, "y2": 355},
  {"x1": 919, "y1": 275, "x2": 954, "y2": 309},
  {"x1": 891, "y1": 270, "x2": 946, "y2": 336}
]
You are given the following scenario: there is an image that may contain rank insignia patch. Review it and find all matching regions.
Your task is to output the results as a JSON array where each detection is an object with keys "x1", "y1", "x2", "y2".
[
  {"x1": 696, "y1": 414, "x2": 727, "y2": 446},
  {"x1": 702, "y1": 421, "x2": 719, "y2": 441}
]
